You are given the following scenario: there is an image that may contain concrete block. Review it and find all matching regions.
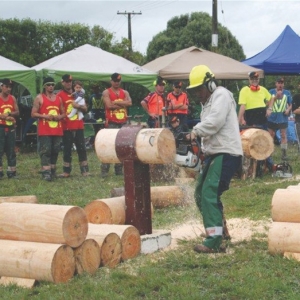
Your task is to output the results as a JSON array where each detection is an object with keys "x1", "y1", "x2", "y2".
[{"x1": 141, "y1": 230, "x2": 171, "y2": 254}]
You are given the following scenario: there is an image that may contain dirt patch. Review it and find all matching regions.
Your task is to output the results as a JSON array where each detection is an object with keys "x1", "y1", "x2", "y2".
[{"x1": 165, "y1": 217, "x2": 271, "y2": 250}]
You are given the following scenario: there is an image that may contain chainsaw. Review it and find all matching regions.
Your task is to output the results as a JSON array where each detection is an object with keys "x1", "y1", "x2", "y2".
[
  {"x1": 272, "y1": 161, "x2": 293, "y2": 178},
  {"x1": 174, "y1": 132, "x2": 203, "y2": 172}
]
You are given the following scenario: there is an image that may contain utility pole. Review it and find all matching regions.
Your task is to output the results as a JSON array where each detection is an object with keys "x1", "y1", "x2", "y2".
[
  {"x1": 212, "y1": 0, "x2": 218, "y2": 51},
  {"x1": 117, "y1": 11, "x2": 142, "y2": 52}
]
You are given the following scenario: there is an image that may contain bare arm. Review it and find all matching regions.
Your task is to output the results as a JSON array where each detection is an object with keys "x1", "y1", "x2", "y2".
[{"x1": 238, "y1": 104, "x2": 246, "y2": 125}]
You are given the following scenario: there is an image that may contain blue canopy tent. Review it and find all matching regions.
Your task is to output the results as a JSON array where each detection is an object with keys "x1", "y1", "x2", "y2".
[{"x1": 242, "y1": 25, "x2": 300, "y2": 74}]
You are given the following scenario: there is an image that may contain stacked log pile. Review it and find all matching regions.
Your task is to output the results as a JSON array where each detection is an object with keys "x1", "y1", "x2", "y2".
[
  {"x1": 268, "y1": 185, "x2": 300, "y2": 261},
  {"x1": 0, "y1": 198, "x2": 141, "y2": 287}
]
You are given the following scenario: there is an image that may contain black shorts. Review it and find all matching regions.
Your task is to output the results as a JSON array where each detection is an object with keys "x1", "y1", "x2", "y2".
[{"x1": 267, "y1": 121, "x2": 288, "y2": 130}]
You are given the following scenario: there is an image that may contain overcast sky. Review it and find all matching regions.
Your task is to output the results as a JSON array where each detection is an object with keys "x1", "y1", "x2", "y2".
[{"x1": 1, "y1": 0, "x2": 299, "y2": 59}]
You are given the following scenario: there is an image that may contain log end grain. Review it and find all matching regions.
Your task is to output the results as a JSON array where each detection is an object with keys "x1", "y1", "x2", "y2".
[
  {"x1": 100, "y1": 233, "x2": 122, "y2": 268},
  {"x1": 121, "y1": 226, "x2": 141, "y2": 261},
  {"x1": 84, "y1": 200, "x2": 113, "y2": 224},
  {"x1": 51, "y1": 245, "x2": 75, "y2": 283},
  {"x1": 74, "y1": 239, "x2": 101, "y2": 275},
  {"x1": 63, "y1": 207, "x2": 89, "y2": 248}
]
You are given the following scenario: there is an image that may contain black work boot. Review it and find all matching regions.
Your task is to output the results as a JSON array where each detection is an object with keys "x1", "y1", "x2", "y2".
[
  {"x1": 42, "y1": 170, "x2": 52, "y2": 182},
  {"x1": 51, "y1": 168, "x2": 57, "y2": 179},
  {"x1": 7, "y1": 171, "x2": 18, "y2": 179},
  {"x1": 0, "y1": 171, "x2": 4, "y2": 179}
]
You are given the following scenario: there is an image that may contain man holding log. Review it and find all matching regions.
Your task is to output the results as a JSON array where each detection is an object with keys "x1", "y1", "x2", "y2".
[{"x1": 187, "y1": 65, "x2": 243, "y2": 253}]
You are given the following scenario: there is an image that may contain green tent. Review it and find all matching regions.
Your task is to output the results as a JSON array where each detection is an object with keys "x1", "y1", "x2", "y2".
[
  {"x1": 32, "y1": 44, "x2": 157, "y2": 91},
  {"x1": 0, "y1": 55, "x2": 36, "y2": 98}
]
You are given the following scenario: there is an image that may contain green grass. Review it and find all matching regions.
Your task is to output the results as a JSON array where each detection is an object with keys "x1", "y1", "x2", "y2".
[{"x1": 1, "y1": 143, "x2": 300, "y2": 299}]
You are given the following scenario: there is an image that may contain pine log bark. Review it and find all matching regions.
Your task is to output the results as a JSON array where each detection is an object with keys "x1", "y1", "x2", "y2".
[
  {"x1": 240, "y1": 128, "x2": 274, "y2": 160},
  {"x1": 88, "y1": 223, "x2": 141, "y2": 261},
  {"x1": 0, "y1": 203, "x2": 88, "y2": 247},
  {"x1": 0, "y1": 240, "x2": 75, "y2": 283},
  {"x1": 268, "y1": 222, "x2": 300, "y2": 255},
  {"x1": 73, "y1": 239, "x2": 101, "y2": 275},
  {"x1": 271, "y1": 189, "x2": 300, "y2": 222},
  {"x1": 0, "y1": 195, "x2": 38, "y2": 203},
  {"x1": 86, "y1": 229, "x2": 122, "y2": 268}
]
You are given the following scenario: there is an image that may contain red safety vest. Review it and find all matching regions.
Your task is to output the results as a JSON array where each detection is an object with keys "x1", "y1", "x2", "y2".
[
  {"x1": 105, "y1": 88, "x2": 128, "y2": 124},
  {"x1": 166, "y1": 92, "x2": 189, "y2": 115},
  {"x1": 0, "y1": 95, "x2": 16, "y2": 127},
  {"x1": 37, "y1": 94, "x2": 63, "y2": 136}
]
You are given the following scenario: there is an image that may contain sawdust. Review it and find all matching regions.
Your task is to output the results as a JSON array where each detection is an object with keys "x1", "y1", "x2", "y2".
[{"x1": 165, "y1": 217, "x2": 271, "y2": 251}]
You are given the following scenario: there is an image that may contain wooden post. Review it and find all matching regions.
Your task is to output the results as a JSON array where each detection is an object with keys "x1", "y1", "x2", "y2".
[
  {"x1": 0, "y1": 240, "x2": 75, "y2": 283},
  {"x1": 0, "y1": 203, "x2": 88, "y2": 247},
  {"x1": 95, "y1": 126, "x2": 176, "y2": 235}
]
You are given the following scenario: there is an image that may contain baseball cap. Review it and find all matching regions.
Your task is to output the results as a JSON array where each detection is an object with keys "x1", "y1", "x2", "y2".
[
  {"x1": 248, "y1": 72, "x2": 259, "y2": 79},
  {"x1": 1, "y1": 78, "x2": 13, "y2": 86},
  {"x1": 62, "y1": 74, "x2": 73, "y2": 82},
  {"x1": 111, "y1": 73, "x2": 121, "y2": 82},
  {"x1": 276, "y1": 77, "x2": 284, "y2": 83},
  {"x1": 173, "y1": 81, "x2": 182, "y2": 88},
  {"x1": 43, "y1": 77, "x2": 55, "y2": 85}
]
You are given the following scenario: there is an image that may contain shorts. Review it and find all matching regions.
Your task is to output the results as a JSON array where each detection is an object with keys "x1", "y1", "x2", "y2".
[{"x1": 267, "y1": 121, "x2": 288, "y2": 130}]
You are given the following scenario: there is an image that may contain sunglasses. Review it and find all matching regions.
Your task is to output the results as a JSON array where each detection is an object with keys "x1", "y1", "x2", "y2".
[{"x1": 45, "y1": 83, "x2": 55, "y2": 87}]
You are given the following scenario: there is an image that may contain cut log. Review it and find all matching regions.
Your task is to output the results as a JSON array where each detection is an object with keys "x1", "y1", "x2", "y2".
[
  {"x1": 89, "y1": 224, "x2": 141, "y2": 261},
  {"x1": 86, "y1": 229, "x2": 122, "y2": 268},
  {"x1": 0, "y1": 277, "x2": 36, "y2": 288},
  {"x1": 284, "y1": 252, "x2": 300, "y2": 261},
  {"x1": 268, "y1": 222, "x2": 300, "y2": 255},
  {"x1": 240, "y1": 128, "x2": 274, "y2": 160},
  {"x1": 73, "y1": 239, "x2": 101, "y2": 275},
  {"x1": 0, "y1": 195, "x2": 38, "y2": 204},
  {"x1": 0, "y1": 203, "x2": 88, "y2": 247},
  {"x1": 286, "y1": 185, "x2": 300, "y2": 190},
  {"x1": 110, "y1": 186, "x2": 186, "y2": 208},
  {"x1": 0, "y1": 240, "x2": 75, "y2": 283},
  {"x1": 95, "y1": 128, "x2": 176, "y2": 164},
  {"x1": 84, "y1": 197, "x2": 154, "y2": 225},
  {"x1": 271, "y1": 189, "x2": 300, "y2": 222},
  {"x1": 84, "y1": 197, "x2": 126, "y2": 224}
]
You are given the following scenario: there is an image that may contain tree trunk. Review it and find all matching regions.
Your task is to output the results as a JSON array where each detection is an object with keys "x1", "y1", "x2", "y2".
[
  {"x1": 0, "y1": 203, "x2": 88, "y2": 247},
  {"x1": 0, "y1": 195, "x2": 37, "y2": 203},
  {"x1": 240, "y1": 128, "x2": 274, "y2": 160},
  {"x1": 271, "y1": 189, "x2": 300, "y2": 222},
  {"x1": 73, "y1": 239, "x2": 101, "y2": 275},
  {"x1": 86, "y1": 228, "x2": 122, "y2": 268},
  {"x1": 88, "y1": 224, "x2": 141, "y2": 261},
  {"x1": 268, "y1": 222, "x2": 300, "y2": 255},
  {"x1": 0, "y1": 240, "x2": 75, "y2": 283}
]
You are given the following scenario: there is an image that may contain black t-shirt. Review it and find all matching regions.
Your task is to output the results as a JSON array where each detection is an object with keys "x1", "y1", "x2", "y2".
[{"x1": 292, "y1": 93, "x2": 300, "y2": 123}]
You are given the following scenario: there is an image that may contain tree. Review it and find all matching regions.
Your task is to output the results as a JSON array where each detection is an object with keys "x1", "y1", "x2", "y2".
[
  {"x1": 146, "y1": 12, "x2": 245, "y2": 62},
  {"x1": 0, "y1": 18, "x2": 145, "y2": 67}
]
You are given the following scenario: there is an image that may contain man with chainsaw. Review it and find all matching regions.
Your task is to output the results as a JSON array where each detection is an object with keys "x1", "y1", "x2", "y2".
[{"x1": 187, "y1": 65, "x2": 243, "y2": 253}]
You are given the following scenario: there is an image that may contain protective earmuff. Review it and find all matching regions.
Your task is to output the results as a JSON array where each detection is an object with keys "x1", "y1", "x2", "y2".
[
  {"x1": 249, "y1": 85, "x2": 260, "y2": 91},
  {"x1": 204, "y1": 72, "x2": 217, "y2": 93}
]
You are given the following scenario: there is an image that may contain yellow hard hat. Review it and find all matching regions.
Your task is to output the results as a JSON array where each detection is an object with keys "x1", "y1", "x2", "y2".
[{"x1": 187, "y1": 65, "x2": 215, "y2": 89}]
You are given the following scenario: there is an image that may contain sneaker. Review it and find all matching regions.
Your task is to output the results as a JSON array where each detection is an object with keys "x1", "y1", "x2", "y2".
[
  {"x1": 193, "y1": 244, "x2": 226, "y2": 254},
  {"x1": 42, "y1": 173, "x2": 52, "y2": 182},
  {"x1": 7, "y1": 172, "x2": 18, "y2": 179}
]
